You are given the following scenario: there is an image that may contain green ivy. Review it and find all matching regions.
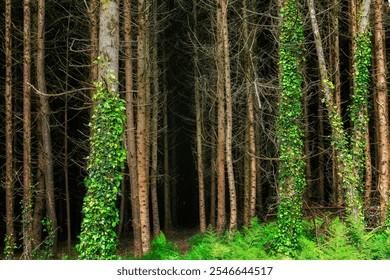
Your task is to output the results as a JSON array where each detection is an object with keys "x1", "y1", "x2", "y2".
[
  {"x1": 275, "y1": 0, "x2": 306, "y2": 254},
  {"x1": 32, "y1": 218, "x2": 55, "y2": 260},
  {"x1": 3, "y1": 234, "x2": 17, "y2": 260},
  {"x1": 349, "y1": 31, "x2": 371, "y2": 194},
  {"x1": 77, "y1": 70, "x2": 126, "y2": 260}
]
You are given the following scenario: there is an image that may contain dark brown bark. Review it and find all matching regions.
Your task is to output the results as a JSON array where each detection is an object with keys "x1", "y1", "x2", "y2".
[
  {"x1": 89, "y1": 0, "x2": 98, "y2": 102},
  {"x1": 150, "y1": 0, "x2": 160, "y2": 238},
  {"x1": 210, "y1": 105, "x2": 217, "y2": 228},
  {"x1": 23, "y1": 0, "x2": 33, "y2": 260},
  {"x1": 117, "y1": 177, "x2": 126, "y2": 238},
  {"x1": 64, "y1": 11, "x2": 72, "y2": 257},
  {"x1": 373, "y1": 0, "x2": 389, "y2": 223},
  {"x1": 32, "y1": 138, "x2": 45, "y2": 249},
  {"x1": 303, "y1": 72, "x2": 312, "y2": 202},
  {"x1": 330, "y1": 0, "x2": 342, "y2": 205},
  {"x1": 216, "y1": 0, "x2": 226, "y2": 233},
  {"x1": 162, "y1": 46, "x2": 173, "y2": 233},
  {"x1": 5, "y1": 0, "x2": 15, "y2": 255},
  {"x1": 193, "y1": 0, "x2": 207, "y2": 233},
  {"x1": 37, "y1": 0, "x2": 57, "y2": 255},
  {"x1": 137, "y1": 0, "x2": 151, "y2": 254},
  {"x1": 123, "y1": 0, "x2": 142, "y2": 257},
  {"x1": 318, "y1": 100, "x2": 325, "y2": 203}
]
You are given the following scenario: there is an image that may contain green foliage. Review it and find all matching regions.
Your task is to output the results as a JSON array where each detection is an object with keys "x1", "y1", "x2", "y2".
[
  {"x1": 185, "y1": 219, "x2": 278, "y2": 260},
  {"x1": 319, "y1": 217, "x2": 365, "y2": 259},
  {"x1": 3, "y1": 234, "x2": 17, "y2": 260},
  {"x1": 32, "y1": 218, "x2": 55, "y2": 260},
  {"x1": 139, "y1": 218, "x2": 390, "y2": 260},
  {"x1": 345, "y1": 30, "x2": 371, "y2": 224},
  {"x1": 141, "y1": 232, "x2": 181, "y2": 260},
  {"x1": 77, "y1": 71, "x2": 126, "y2": 260},
  {"x1": 276, "y1": 0, "x2": 306, "y2": 254}
]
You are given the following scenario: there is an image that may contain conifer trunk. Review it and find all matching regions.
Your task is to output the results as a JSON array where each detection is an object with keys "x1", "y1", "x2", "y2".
[
  {"x1": 123, "y1": 0, "x2": 142, "y2": 257},
  {"x1": 373, "y1": 0, "x2": 389, "y2": 224}
]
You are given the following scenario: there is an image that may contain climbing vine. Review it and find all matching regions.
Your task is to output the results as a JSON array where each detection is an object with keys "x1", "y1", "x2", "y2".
[
  {"x1": 350, "y1": 31, "x2": 371, "y2": 191},
  {"x1": 275, "y1": 0, "x2": 306, "y2": 254},
  {"x1": 3, "y1": 234, "x2": 17, "y2": 260},
  {"x1": 344, "y1": 30, "x2": 371, "y2": 227},
  {"x1": 77, "y1": 68, "x2": 126, "y2": 260}
]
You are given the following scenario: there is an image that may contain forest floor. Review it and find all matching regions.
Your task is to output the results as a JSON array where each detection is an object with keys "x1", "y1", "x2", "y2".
[{"x1": 116, "y1": 227, "x2": 198, "y2": 258}]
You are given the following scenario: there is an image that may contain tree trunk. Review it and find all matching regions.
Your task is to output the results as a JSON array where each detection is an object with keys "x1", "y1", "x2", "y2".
[
  {"x1": 318, "y1": 98, "x2": 325, "y2": 203},
  {"x1": 37, "y1": 0, "x2": 57, "y2": 255},
  {"x1": 89, "y1": 0, "x2": 98, "y2": 107},
  {"x1": 123, "y1": 0, "x2": 142, "y2": 257},
  {"x1": 210, "y1": 105, "x2": 217, "y2": 228},
  {"x1": 243, "y1": 0, "x2": 257, "y2": 223},
  {"x1": 23, "y1": 0, "x2": 33, "y2": 260},
  {"x1": 193, "y1": 0, "x2": 207, "y2": 233},
  {"x1": 5, "y1": 0, "x2": 15, "y2": 258},
  {"x1": 373, "y1": 0, "x2": 389, "y2": 224},
  {"x1": 364, "y1": 123, "x2": 373, "y2": 209},
  {"x1": 162, "y1": 46, "x2": 173, "y2": 232},
  {"x1": 137, "y1": 0, "x2": 151, "y2": 254},
  {"x1": 220, "y1": 0, "x2": 237, "y2": 231},
  {"x1": 303, "y1": 70, "x2": 312, "y2": 202},
  {"x1": 307, "y1": 0, "x2": 370, "y2": 225},
  {"x1": 32, "y1": 129, "x2": 45, "y2": 250},
  {"x1": 150, "y1": 0, "x2": 160, "y2": 238},
  {"x1": 64, "y1": 10, "x2": 72, "y2": 257},
  {"x1": 330, "y1": 0, "x2": 342, "y2": 205},
  {"x1": 216, "y1": 0, "x2": 226, "y2": 234}
]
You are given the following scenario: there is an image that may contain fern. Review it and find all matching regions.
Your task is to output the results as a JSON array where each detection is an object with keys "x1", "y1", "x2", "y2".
[{"x1": 142, "y1": 232, "x2": 180, "y2": 260}]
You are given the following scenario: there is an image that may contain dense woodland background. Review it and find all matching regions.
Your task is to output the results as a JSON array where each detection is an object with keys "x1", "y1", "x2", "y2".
[{"x1": 1, "y1": 0, "x2": 390, "y2": 259}]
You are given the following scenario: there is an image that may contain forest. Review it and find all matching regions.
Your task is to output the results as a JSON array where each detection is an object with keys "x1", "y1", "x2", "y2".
[{"x1": 1, "y1": 0, "x2": 390, "y2": 260}]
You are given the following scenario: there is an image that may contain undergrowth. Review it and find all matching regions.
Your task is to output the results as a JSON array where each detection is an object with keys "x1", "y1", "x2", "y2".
[{"x1": 138, "y1": 218, "x2": 390, "y2": 260}]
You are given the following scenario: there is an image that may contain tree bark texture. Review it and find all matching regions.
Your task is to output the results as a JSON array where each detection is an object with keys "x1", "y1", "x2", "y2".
[
  {"x1": 216, "y1": 0, "x2": 226, "y2": 234},
  {"x1": 373, "y1": 0, "x2": 389, "y2": 224},
  {"x1": 5, "y1": 0, "x2": 15, "y2": 255},
  {"x1": 137, "y1": 0, "x2": 151, "y2": 254},
  {"x1": 37, "y1": 0, "x2": 58, "y2": 255},
  {"x1": 23, "y1": 0, "x2": 33, "y2": 260},
  {"x1": 123, "y1": 0, "x2": 142, "y2": 257}
]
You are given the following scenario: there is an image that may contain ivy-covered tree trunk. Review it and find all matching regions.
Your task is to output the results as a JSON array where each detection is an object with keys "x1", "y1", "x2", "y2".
[
  {"x1": 348, "y1": 0, "x2": 371, "y2": 224},
  {"x1": 307, "y1": 0, "x2": 371, "y2": 227},
  {"x1": 276, "y1": 0, "x2": 306, "y2": 253},
  {"x1": 78, "y1": 0, "x2": 125, "y2": 260}
]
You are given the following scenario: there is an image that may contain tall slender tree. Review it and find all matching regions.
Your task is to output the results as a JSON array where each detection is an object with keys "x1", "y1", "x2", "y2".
[
  {"x1": 137, "y1": 0, "x2": 152, "y2": 254},
  {"x1": 150, "y1": 0, "x2": 161, "y2": 238},
  {"x1": 37, "y1": 0, "x2": 57, "y2": 255},
  {"x1": 193, "y1": 0, "x2": 207, "y2": 233},
  {"x1": 123, "y1": 0, "x2": 142, "y2": 258},
  {"x1": 307, "y1": 0, "x2": 371, "y2": 226},
  {"x1": 22, "y1": 0, "x2": 33, "y2": 260},
  {"x1": 4, "y1": 0, "x2": 15, "y2": 259},
  {"x1": 242, "y1": 0, "x2": 257, "y2": 225},
  {"x1": 373, "y1": 0, "x2": 389, "y2": 224},
  {"x1": 215, "y1": 0, "x2": 226, "y2": 233}
]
